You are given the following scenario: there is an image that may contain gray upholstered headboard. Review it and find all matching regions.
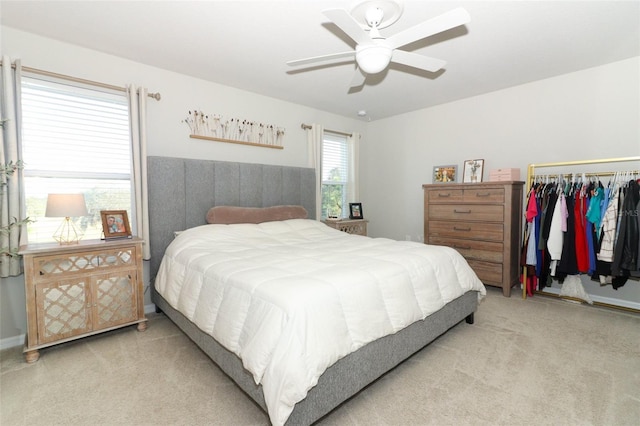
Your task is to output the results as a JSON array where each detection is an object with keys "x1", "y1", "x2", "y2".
[{"x1": 147, "y1": 156, "x2": 316, "y2": 280}]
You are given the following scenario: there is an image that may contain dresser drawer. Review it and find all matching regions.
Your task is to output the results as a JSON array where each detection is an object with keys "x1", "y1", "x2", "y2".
[
  {"x1": 428, "y1": 204, "x2": 504, "y2": 222},
  {"x1": 428, "y1": 220, "x2": 504, "y2": 241},
  {"x1": 428, "y1": 236, "x2": 504, "y2": 263},
  {"x1": 427, "y1": 187, "x2": 505, "y2": 204},
  {"x1": 428, "y1": 189, "x2": 463, "y2": 202},
  {"x1": 462, "y1": 187, "x2": 504, "y2": 203},
  {"x1": 466, "y1": 259, "x2": 503, "y2": 285}
]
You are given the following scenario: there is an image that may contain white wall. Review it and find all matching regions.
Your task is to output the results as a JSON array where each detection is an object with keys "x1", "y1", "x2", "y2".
[{"x1": 359, "y1": 56, "x2": 640, "y2": 308}]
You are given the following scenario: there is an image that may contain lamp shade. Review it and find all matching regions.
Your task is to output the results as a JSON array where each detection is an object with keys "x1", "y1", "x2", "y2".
[{"x1": 45, "y1": 194, "x2": 88, "y2": 218}]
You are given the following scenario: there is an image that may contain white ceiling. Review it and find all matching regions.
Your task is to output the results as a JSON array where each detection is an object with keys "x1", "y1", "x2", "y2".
[{"x1": 2, "y1": 0, "x2": 639, "y2": 121}]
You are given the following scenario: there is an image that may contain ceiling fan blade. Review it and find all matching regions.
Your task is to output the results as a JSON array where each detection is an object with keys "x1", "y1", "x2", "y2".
[
  {"x1": 391, "y1": 50, "x2": 446, "y2": 72},
  {"x1": 349, "y1": 67, "x2": 367, "y2": 88},
  {"x1": 287, "y1": 51, "x2": 355, "y2": 67},
  {"x1": 386, "y1": 7, "x2": 470, "y2": 49},
  {"x1": 323, "y1": 8, "x2": 371, "y2": 45}
]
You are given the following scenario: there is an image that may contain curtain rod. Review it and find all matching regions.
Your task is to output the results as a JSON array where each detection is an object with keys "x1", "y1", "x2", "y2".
[
  {"x1": 3, "y1": 61, "x2": 161, "y2": 101},
  {"x1": 301, "y1": 123, "x2": 352, "y2": 138}
]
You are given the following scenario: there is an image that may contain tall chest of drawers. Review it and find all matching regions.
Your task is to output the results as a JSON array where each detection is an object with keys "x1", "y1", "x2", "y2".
[{"x1": 423, "y1": 181, "x2": 525, "y2": 296}]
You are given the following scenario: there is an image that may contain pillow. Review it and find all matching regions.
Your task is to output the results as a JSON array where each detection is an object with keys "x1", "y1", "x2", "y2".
[{"x1": 206, "y1": 205, "x2": 308, "y2": 224}]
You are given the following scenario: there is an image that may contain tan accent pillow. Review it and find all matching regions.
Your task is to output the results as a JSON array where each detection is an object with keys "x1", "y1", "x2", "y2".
[{"x1": 206, "y1": 205, "x2": 308, "y2": 224}]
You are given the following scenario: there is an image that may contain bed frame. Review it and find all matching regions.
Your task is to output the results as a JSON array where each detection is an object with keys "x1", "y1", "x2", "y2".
[{"x1": 147, "y1": 156, "x2": 478, "y2": 425}]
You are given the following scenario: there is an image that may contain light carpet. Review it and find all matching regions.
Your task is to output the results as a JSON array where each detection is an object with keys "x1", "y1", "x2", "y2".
[{"x1": 1, "y1": 287, "x2": 638, "y2": 425}]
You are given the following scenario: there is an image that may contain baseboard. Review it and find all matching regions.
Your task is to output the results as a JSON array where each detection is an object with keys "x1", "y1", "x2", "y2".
[
  {"x1": 144, "y1": 303, "x2": 157, "y2": 314},
  {"x1": 539, "y1": 287, "x2": 640, "y2": 312},
  {"x1": 0, "y1": 335, "x2": 24, "y2": 351},
  {"x1": 0, "y1": 304, "x2": 158, "y2": 351}
]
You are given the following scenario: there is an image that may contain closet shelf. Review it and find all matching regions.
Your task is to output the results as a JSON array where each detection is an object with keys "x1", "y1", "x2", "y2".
[{"x1": 190, "y1": 134, "x2": 284, "y2": 149}]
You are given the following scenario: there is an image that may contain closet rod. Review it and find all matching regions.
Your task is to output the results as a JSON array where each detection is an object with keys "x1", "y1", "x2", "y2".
[
  {"x1": 300, "y1": 123, "x2": 352, "y2": 138},
  {"x1": 527, "y1": 156, "x2": 640, "y2": 185},
  {"x1": 2, "y1": 61, "x2": 161, "y2": 101},
  {"x1": 530, "y1": 170, "x2": 640, "y2": 181}
]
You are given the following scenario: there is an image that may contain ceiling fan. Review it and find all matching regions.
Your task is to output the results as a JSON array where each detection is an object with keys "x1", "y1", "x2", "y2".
[{"x1": 286, "y1": 0, "x2": 470, "y2": 87}]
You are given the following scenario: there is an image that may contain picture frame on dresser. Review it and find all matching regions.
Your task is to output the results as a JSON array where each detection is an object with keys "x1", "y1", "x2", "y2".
[
  {"x1": 100, "y1": 210, "x2": 131, "y2": 239},
  {"x1": 463, "y1": 159, "x2": 485, "y2": 183},
  {"x1": 433, "y1": 165, "x2": 457, "y2": 183}
]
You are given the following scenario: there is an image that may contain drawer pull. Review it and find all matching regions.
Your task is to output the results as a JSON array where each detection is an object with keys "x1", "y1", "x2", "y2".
[
  {"x1": 453, "y1": 245, "x2": 471, "y2": 250},
  {"x1": 454, "y1": 226, "x2": 471, "y2": 232},
  {"x1": 475, "y1": 192, "x2": 491, "y2": 197},
  {"x1": 454, "y1": 209, "x2": 472, "y2": 214},
  {"x1": 437, "y1": 193, "x2": 451, "y2": 198}
]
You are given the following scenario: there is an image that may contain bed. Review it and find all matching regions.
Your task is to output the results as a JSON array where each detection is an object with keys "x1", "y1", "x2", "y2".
[{"x1": 148, "y1": 156, "x2": 485, "y2": 425}]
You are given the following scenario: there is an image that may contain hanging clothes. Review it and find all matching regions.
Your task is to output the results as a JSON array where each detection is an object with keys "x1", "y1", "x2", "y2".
[
  {"x1": 574, "y1": 186, "x2": 590, "y2": 273},
  {"x1": 537, "y1": 184, "x2": 557, "y2": 287},
  {"x1": 525, "y1": 186, "x2": 539, "y2": 267},
  {"x1": 556, "y1": 187, "x2": 578, "y2": 279},
  {"x1": 597, "y1": 187, "x2": 620, "y2": 262},
  {"x1": 521, "y1": 185, "x2": 539, "y2": 296},
  {"x1": 586, "y1": 181, "x2": 604, "y2": 230},
  {"x1": 611, "y1": 179, "x2": 640, "y2": 285},
  {"x1": 548, "y1": 191, "x2": 567, "y2": 276}
]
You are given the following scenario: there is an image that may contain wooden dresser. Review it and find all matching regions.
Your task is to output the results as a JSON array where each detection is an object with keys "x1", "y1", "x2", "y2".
[
  {"x1": 423, "y1": 181, "x2": 524, "y2": 296},
  {"x1": 19, "y1": 238, "x2": 147, "y2": 362}
]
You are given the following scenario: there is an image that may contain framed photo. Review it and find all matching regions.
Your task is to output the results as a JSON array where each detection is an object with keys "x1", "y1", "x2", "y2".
[
  {"x1": 463, "y1": 159, "x2": 485, "y2": 183},
  {"x1": 433, "y1": 165, "x2": 457, "y2": 183},
  {"x1": 100, "y1": 210, "x2": 132, "y2": 239},
  {"x1": 349, "y1": 202, "x2": 363, "y2": 219}
]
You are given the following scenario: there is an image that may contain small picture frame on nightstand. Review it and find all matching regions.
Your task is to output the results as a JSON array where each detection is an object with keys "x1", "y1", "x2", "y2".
[
  {"x1": 100, "y1": 210, "x2": 132, "y2": 239},
  {"x1": 349, "y1": 203, "x2": 363, "y2": 219}
]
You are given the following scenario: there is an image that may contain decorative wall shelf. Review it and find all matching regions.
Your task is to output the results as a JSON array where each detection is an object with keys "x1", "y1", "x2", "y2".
[
  {"x1": 183, "y1": 110, "x2": 285, "y2": 149},
  {"x1": 190, "y1": 134, "x2": 284, "y2": 149}
]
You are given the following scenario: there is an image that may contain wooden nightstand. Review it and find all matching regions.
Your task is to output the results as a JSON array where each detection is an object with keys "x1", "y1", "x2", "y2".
[
  {"x1": 323, "y1": 219, "x2": 368, "y2": 236},
  {"x1": 19, "y1": 237, "x2": 147, "y2": 363}
]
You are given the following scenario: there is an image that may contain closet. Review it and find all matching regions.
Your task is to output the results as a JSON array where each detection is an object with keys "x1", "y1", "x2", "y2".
[{"x1": 522, "y1": 156, "x2": 640, "y2": 313}]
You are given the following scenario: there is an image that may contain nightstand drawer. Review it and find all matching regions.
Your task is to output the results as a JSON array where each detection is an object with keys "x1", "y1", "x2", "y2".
[
  {"x1": 428, "y1": 220, "x2": 504, "y2": 241},
  {"x1": 428, "y1": 236, "x2": 503, "y2": 262},
  {"x1": 34, "y1": 247, "x2": 137, "y2": 281},
  {"x1": 428, "y1": 204, "x2": 504, "y2": 222}
]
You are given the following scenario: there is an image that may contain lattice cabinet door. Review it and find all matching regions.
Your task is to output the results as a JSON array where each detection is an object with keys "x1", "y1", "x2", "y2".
[
  {"x1": 92, "y1": 272, "x2": 138, "y2": 329},
  {"x1": 35, "y1": 278, "x2": 92, "y2": 344},
  {"x1": 20, "y1": 238, "x2": 147, "y2": 363}
]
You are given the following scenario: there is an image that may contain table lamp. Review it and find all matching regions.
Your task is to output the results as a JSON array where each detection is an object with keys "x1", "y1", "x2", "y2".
[{"x1": 45, "y1": 193, "x2": 89, "y2": 244}]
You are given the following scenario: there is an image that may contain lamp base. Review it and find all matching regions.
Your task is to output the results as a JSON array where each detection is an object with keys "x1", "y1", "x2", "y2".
[{"x1": 52, "y1": 217, "x2": 84, "y2": 245}]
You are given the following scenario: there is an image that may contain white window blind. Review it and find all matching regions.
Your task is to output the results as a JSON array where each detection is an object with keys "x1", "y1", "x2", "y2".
[
  {"x1": 21, "y1": 75, "x2": 132, "y2": 243},
  {"x1": 321, "y1": 132, "x2": 349, "y2": 219}
]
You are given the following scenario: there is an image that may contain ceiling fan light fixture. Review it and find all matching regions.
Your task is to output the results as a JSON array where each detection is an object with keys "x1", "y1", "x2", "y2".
[{"x1": 355, "y1": 44, "x2": 392, "y2": 74}]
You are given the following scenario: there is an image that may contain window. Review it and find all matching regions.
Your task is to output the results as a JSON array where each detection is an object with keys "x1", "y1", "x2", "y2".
[
  {"x1": 321, "y1": 132, "x2": 349, "y2": 219},
  {"x1": 20, "y1": 75, "x2": 132, "y2": 243}
]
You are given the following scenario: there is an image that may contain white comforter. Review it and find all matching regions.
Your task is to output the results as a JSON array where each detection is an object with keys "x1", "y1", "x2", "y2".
[{"x1": 155, "y1": 219, "x2": 485, "y2": 425}]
